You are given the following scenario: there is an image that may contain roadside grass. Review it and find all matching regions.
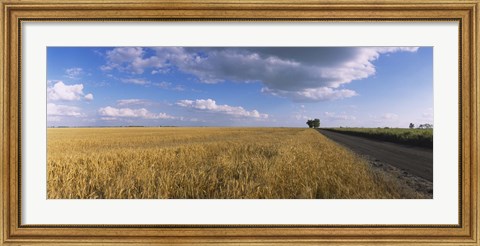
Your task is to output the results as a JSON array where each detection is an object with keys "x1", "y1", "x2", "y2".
[
  {"x1": 323, "y1": 128, "x2": 433, "y2": 148},
  {"x1": 47, "y1": 127, "x2": 425, "y2": 199}
]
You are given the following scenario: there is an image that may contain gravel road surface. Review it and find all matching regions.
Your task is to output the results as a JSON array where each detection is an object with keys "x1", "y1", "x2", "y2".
[{"x1": 317, "y1": 129, "x2": 433, "y2": 182}]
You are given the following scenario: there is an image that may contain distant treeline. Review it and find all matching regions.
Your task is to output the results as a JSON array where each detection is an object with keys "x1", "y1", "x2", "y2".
[{"x1": 323, "y1": 128, "x2": 433, "y2": 148}]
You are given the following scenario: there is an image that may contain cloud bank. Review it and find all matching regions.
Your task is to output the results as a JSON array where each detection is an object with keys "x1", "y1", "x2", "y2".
[
  {"x1": 98, "y1": 106, "x2": 175, "y2": 120},
  {"x1": 102, "y1": 47, "x2": 418, "y2": 102},
  {"x1": 116, "y1": 99, "x2": 153, "y2": 107},
  {"x1": 176, "y1": 99, "x2": 268, "y2": 119}
]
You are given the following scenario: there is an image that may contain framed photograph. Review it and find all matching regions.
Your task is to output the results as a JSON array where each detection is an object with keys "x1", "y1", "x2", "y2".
[{"x1": 1, "y1": 0, "x2": 478, "y2": 244}]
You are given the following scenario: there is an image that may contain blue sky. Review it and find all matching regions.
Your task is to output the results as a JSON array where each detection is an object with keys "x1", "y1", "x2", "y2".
[{"x1": 46, "y1": 47, "x2": 433, "y2": 127}]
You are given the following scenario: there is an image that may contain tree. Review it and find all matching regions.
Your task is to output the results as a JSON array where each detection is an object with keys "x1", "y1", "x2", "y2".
[
  {"x1": 409, "y1": 123, "x2": 415, "y2": 129},
  {"x1": 418, "y1": 123, "x2": 433, "y2": 129},
  {"x1": 306, "y1": 120, "x2": 314, "y2": 128},
  {"x1": 306, "y1": 119, "x2": 320, "y2": 128},
  {"x1": 313, "y1": 118, "x2": 320, "y2": 128}
]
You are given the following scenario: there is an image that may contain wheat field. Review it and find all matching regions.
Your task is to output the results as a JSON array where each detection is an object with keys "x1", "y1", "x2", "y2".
[{"x1": 47, "y1": 127, "x2": 423, "y2": 199}]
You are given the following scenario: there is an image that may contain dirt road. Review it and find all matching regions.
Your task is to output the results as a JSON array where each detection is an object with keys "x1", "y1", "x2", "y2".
[{"x1": 317, "y1": 129, "x2": 433, "y2": 182}]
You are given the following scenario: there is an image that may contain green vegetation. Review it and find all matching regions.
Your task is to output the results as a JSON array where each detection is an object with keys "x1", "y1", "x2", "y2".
[
  {"x1": 324, "y1": 128, "x2": 433, "y2": 148},
  {"x1": 306, "y1": 119, "x2": 320, "y2": 128}
]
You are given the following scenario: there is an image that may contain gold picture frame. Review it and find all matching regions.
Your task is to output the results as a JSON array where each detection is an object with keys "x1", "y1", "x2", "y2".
[{"x1": 1, "y1": 0, "x2": 478, "y2": 244}]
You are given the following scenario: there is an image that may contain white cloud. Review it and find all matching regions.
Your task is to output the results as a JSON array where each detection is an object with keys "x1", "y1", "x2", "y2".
[
  {"x1": 98, "y1": 106, "x2": 175, "y2": 119},
  {"x1": 47, "y1": 81, "x2": 86, "y2": 101},
  {"x1": 107, "y1": 47, "x2": 143, "y2": 63},
  {"x1": 47, "y1": 103, "x2": 84, "y2": 117},
  {"x1": 153, "y1": 81, "x2": 171, "y2": 89},
  {"x1": 84, "y1": 93, "x2": 94, "y2": 101},
  {"x1": 47, "y1": 116, "x2": 62, "y2": 122},
  {"x1": 175, "y1": 100, "x2": 193, "y2": 107},
  {"x1": 47, "y1": 79, "x2": 60, "y2": 85},
  {"x1": 101, "y1": 47, "x2": 419, "y2": 102},
  {"x1": 294, "y1": 114, "x2": 310, "y2": 120},
  {"x1": 176, "y1": 99, "x2": 268, "y2": 119},
  {"x1": 382, "y1": 113, "x2": 399, "y2": 120},
  {"x1": 116, "y1": 99, "x2": 152, "y2": 107},
  {"x1": 100, "y1": 117, "x2": 117, "y2": 121},
  {"x1": 374, "y1": 47, "x2": 419, "y2": 53},
  {"x1": 151, "y1": 69, "x2": 170, "y2": 74},
  {"x1": 101, "y1": 47, "x2": 167, "y2": 74},
  {"x1": 422, "y1": 108, "x2": 433, "y2": 119},
  {"x1": 262, "y1": 87, "x2": 358, "y2": 102},
  {"x1": 100, "y1": 65, "x2": 113, "y2": 72},
  {"x1": 173, "y1": 85, "x2": 185, "y2": 91},
  {"x1": 293, "y1": 104, "x2": 310, "y2": 121},
  {"x1": 324, "y1": 112, "x2": 356, "y2": 121},
  {"x1": 65, "y1": 67, "x2": 83, "y2": 79},
  {"x1": 153, "y1": 81, "x2": 185, "y2": 91},
  {"x1": 422, "y1": 112, "x2": 433, "y2": 118},
  {"x1": 121, "y1": 78, "x2": 150, "y2": 85}
]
